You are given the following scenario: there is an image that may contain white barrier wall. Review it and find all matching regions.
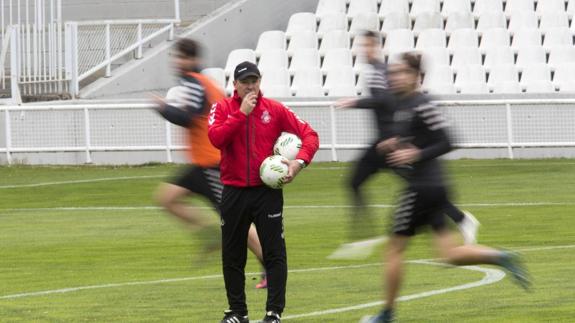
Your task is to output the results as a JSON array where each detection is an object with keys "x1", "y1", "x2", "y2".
[{"x1": 2, "y1": 99, "x2": 575, "y2": 165}]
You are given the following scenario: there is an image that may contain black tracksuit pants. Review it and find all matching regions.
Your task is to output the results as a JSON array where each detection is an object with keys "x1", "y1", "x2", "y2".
[{"x1": 220, "y1": 185, "x2": 287, "y2": 316}]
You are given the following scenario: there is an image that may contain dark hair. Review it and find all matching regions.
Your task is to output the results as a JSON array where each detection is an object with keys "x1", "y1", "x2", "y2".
[
  {"x1": 401, "y1": 52, "x2": 423, "y2": 74},
  {"x1": 361, "y1": 30, "x2": 380, "y2": 39},
  {"x1": 175, "y1": 38, "x2": 201, "y2": 58}
]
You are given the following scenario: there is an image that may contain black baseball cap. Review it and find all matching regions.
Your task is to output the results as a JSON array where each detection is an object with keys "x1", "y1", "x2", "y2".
[{"x1": 234, "y1": 61, "x2": 261, "y2": 81}]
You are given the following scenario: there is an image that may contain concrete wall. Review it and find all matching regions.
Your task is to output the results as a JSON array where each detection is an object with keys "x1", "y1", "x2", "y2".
[{"x1": 80, "y1": 0, "x2": 319, "y2": 99}]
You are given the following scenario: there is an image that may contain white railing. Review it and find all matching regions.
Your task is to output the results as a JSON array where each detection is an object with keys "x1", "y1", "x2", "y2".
[{"x1": 1, "y1": 99, "x2": 575, "y2": 165}]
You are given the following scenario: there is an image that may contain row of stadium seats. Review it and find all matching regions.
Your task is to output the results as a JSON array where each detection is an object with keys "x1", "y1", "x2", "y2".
[
  {"x1": 288, "y1": 10, "x2": 575, "y2": 37},
  {"x1": 315, "y1": 0, "x2": 575, "y2": 19}
]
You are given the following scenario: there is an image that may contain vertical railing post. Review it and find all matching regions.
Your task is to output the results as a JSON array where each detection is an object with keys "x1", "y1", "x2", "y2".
[
  {"x1": 136, "y1": 22, "x2": 142, "y2": 59},
  {"x1": 165, "y1": 120, "x2": 173, "y2": 163},
  {"x1": 329, "y1": 105, "x2": 338, "y2": 162},
  {"x1": 4, "y1": 108, "x2": 12, "y2": 165},
  {"x1": 10, "y1": 25, "x2": 22, "y2": 103},
  {"x1": 505, "y1": 102, "x2": 514, "y2": 159},
  {"x1": 174, "y1": 0, "x2": 180, "y2": 23},
  {"x1": 105, "y1": 23, "x2": 111, "y2": 77},
  {"x1": 65, "y1": 21, "x2": 78, "y2": 97},
  {"x1": 168, "y1": 22, "x2": 174, "y2": 41},
  {"x1": 83, "y1": 106, "x2": 92, "y2": 163}
]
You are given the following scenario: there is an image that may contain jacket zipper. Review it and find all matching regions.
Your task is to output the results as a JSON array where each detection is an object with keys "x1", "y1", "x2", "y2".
[{"x1": 246, "y1": 113, "x2": 250, "y2": 186}]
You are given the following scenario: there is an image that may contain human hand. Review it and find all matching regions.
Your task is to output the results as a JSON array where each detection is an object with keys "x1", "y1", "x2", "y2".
[
  {"x1": 386, "y1": 145, "x2": 421, "y2": 167},
  {"x1": 281, "y1": 159, "x2": 304, "y2": 184},
  {"x1": 150, "y1": 94, "x2": 166, "y2": 111},
  {"x1": 240, "y1": 92, "x2": 258, "y2": 115},
  {"x1": 334, "y1": 98, "x2": 357, "y2": 110},
  {"x1": 376, "y1": 137, "x2": 400, "y2": 154}
]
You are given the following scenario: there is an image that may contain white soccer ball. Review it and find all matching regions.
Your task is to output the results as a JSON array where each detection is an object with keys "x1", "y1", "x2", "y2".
[
  {"x1": 165, "y1": 86, "x2": 187, "y2": 107},
  {"x1": 260, "y1": 155, "x2": 289, "y2": 189},
  {"x1": 273, "y1": 132, "x2": 302, "y2": 160}
]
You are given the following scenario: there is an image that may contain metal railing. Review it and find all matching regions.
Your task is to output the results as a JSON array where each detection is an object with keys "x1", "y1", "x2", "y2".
[{"x1": 2, "y1": 99, "x2": 575, "y2": 165}]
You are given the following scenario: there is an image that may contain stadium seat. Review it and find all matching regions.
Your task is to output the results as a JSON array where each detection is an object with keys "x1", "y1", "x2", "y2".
[
  {"x1": 567, "y1": 0, "x2": 575, "y2": 18},
  {"x1": 536, "y1": 0, "x2": 567, "y2": 14},
  {"x1": 557, "y1": 80, "x2": 575, "y2": 92},
  {"x1": 260, "y1": 67, "x2": 291, "y2": 87},
  {"x1": 491, "y1": 80, "x2": 523, "y2": 93},
  {"x1": 520, "y1": 64, "x2": 552, "y2": 86},
  {"x1": 543, "y1": 28, "x2": 574, "y2": 50},
  {"x1": 262, "y1": 85, "x2": 293, "y2": 97},
  {"x1": 347, "y1": 0, "x2": 378, "y2": 18},
  {"x1": 454, "y1": 65, "x2": 487, "y2": 91},
  {"x1": 459, "y1": 82, "x2": 490, "y2": 94},
  {"x1": 321, "y1": 48, "x2": 353, "y2": 73},
  {"x1": 442, "y1": 0, "x2": 472, "y2": 17},
  {"x1": 383, "y1": 29, "x2": 414, "y2": 54},
  {"x1": 416, "y1": 29, "x2": 447, "y2": 49},
  {"x1": 524, "y1": 80, "x2": 556, "y2": 93},
  {"x1": 476, "y1": 12, "x2": 508, "y2": 33},
  {"x1": 287, "y1": 30, "x2": 319, "y2": 56},
  {"x1": 316, "y1": 0, "x2": 347, "y2": 18},
  {"x1": 552, "y1": 63, "x2": 575, "y2": 90},
  {"x1": 479, "y1": 28, "x2": 511, "y2": 50},
  {"x1": 451, "y1": 47, "x2": 483, "y2": 71},
  {"x1": 255, "y1": 31, "x2": 286, "y2": 56},
  {"x1": 487, "y1": 64, "x2": 520, "y2": 86},
  {"x1": 201, "y1": 67, "x2": 226, "y2": 90},
  {"x1": 258, "y1": 49, "x2": 289, "y2": 71},
  {"x1": 448, "y1": 28, "x2": 480, "y2": 49},
  {"x1": 378, "y1": 0, "x2": 409, "y2": 18},
  {"x1": 380, "y1": 12, "x2": 411, "y2": 33},
  {"x1": 224, "y1": 49, "x2": 256, "y2": 76},
  {"x1": 548, "y1": 46, "x2": 575, "y2": 70},
  {"x1": 294, "y1": 85, "x2": 326, "y2": 97},
  {"x1": 289, "y1": 48, "x2": 321, "y2": 74},
  {"x1": 317, "y1": 13, "x2": 348, "y2": 38},
  {"x1": 324, "y1": 66, "x2": 357, "y2": 94},
  {"x1": 349, "y1": 12, "x2": 381, "y2": 37},
  {"x1": 291, "y1": 67, "x2": 324, "y2": 95},
  {"x1": 328, "y1": 85, "x2": 359, "y2": 96},
  {"x1": 511, "y1": 29, "x2": 542, "y2": 50},
  {"x1": 507, "y1": 11, "x2": 539, "y2": 34},
  {"x1": 505, "y1": 0, "x2": 536, "y2": 16},
  {"x1": 483, "y1": 47, "x2": 515, "y2": 71},
  {"x1": 539, "y1": 12, "x2": 570, "y2": 34},
  {"x1": 410, "y1": 0, "x2": 441, "y2": 18},
  {"x1": 319, "y1": 30, "x2": 351, "y2": 55},
  {"x1": 515, "y1": 46, "x2": 547, "y2": 70},
  {"x1": 422, "y1": 65, "x2": 455, "y2": 90},
  {"x1": 473, "y1": 0, "x2": 504, "y2": 16},
  {"x1": 413, "y1": 12, "x2": 444, "y2": 34},
  {"x1": 226, "y1": 76, "x2": 235, "y2": 95},
  {"x1": 422, "y1": 48, "x2": 451, "y2": 68},
  {"x1": 285, "y1": 13, "x2": 317, "y2": 39},
  {"x1": 445, "y1": 12, "x2": 476, "y2": 32}
]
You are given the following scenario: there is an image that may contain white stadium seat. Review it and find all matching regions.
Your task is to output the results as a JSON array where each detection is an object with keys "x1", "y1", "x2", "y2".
[
  {"x1": 410, "y1": 0, "x2": 440, "y2": 18},
  {"x1": 520, "y1": 64, "x2": 552, "y2": 85},
  {"x1": 553, "y1": 63, "x2": 575, "y2": 90},
  {"x1": 383, "y1": 29, "x2": 414, "y2": 54},
  {"x1": 515, "y1": 46, "x2": 547, "y2": 70},
  {"x1": 543, "y1": 28, "x2": 574, "y2": 50},
  {"x1": 321, "y1": 48, "x2": 353, "y2": 73},
  {"x1": 511, "y1": 29, "x2": 542, "y2": 50},
  {"x1": 524, "y1": 80, "x2": 556, "y2": 93},
  {"x1": 473, "y1": 0, "x2": 504, "y2": 16},
  {"x1": 379, "y1": 0, "x2": 409, "y2": 18},
  {"x1": 263, "y1": 85, "x2": 292, "y2": 97},
  {"x1": 285, "y1": 13, "x2": 317, "y2": 39},
  {"x1": 536, "y1": 0, "x2": 567, "y2": 14},
  {"x1": 507, "y1": 11, "x2": 539, "y2": 34},
  {"x1": 568, "y1": 0, "x2": 575, "y2": 18},
  {"x1": 287, "y1": 30, "x2": 319, "y2": 56},
  {"x1": 448, "y1": 28, "x2": 480, "y2": 49},
  {"x1": 381, "y1": 12, "x2": 411, "y2": 33},
  {"x1": 505, "y1": 0, "x2": 535, "y2": 16},
  {"x1": 445, "y1": 12, "x2": 476, "y2": 32},
  {"x1": 416, "y1": 29, "x2": 447, "y2": 49},
  {"x1": 255, "y1": 31, "x2": 286, "y2": 56},
  {"x1": 451, "y1": 47, "x2": 483, "y2": 71},
  {"x1": 324, "y1": 66, "x2": 357, "y2": 94},
  {"x1": 479, "y1": 28, "x2": 511, "y2": 50},
  {"x1": 442, "y1": 0, "x2": 472, "y2": 17},
  {"x1": 548, "y1": 46, "x2": 575, "y2": 70},
  {"x1": 454, "y1": 65, "x2": 488, "y2": 92},
  {"x1": 349, "y1": 12, "x2": 381, "y2": 37},
  {"x1": 291, "y1": 67, "x2": 324, "y2": 94},
  {"x1": 422, "y1": 65, "x2": 455, "y2": 90},
  {"x1": 224, "y1": 49, "x2": 256, "y2": 76},
  {"x1": 294, "y1": 85, "x2": 325, "y2": 97},
  {"x1": 258, "y1": 49, "x2": 289, "y2": 71},
  {"x1": 539, "y1": 12, "x2": 570, "y2": 34},
  {"x1": 487, "y1": 64, "x2": 520, "y2": 86},
  {"x1": 289, "y1": 48, "x2": 321, "y2": 73},
  {"x1": 459, "y1": 82, "x2": 490, "y2": 94},
  {"x1": 491, "y1": 80, "x2": 523, "y2": 93},
  {"x1": 201, "y1": 67, "x2": 226, "y2": 90},
  {"x1": 319, "y1": 30, "x2": 351, "y2": 55},
  {"x1": 347, "y1": 0, "x2": 378, "y2": 18},
  {"x1": 316, "y1": 0, "x2": 347, "y2": 18},
  {"x1": 317, "y1": 13, "x2": 348, "y2": 38},
  {"x1": 260, "y1": 67, "x2": 291, "y2": 88},
  {"x1": 483, "y1": 47, "x2": 515, "y2": 71},
  {"x1": 328, "y1": 85, "x2": 359, "y2": 96},
  {"x1": 422, "y1": 47, "x2": 451, "y2": 68},
  {"x1": 413, "y1": 12, "x2": 444, "y2": 34},
  {"x1": 557, "y1": 81, "x2": 575, "y2": 92},
  {"x1": 476, "y1": 12, "x2": 508, "y2": 32}
]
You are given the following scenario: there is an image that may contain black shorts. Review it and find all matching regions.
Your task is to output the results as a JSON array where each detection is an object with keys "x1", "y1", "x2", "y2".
[
  {"x1": 391, "y1": 186, "x2": 450, "y2": 237},
  {"x1": 170, "y1": 165, "x2": 222, "y2": 208}
]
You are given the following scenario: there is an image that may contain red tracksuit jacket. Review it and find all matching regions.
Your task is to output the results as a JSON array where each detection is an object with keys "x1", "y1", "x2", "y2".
[{"x1": 208, "y1": 91, "x2": 319, "y2": 187}]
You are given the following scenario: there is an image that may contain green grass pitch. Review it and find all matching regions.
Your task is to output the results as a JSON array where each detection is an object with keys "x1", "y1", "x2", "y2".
[{"x1": 1, "y1": 159, "x2": 574, "y2": 322}]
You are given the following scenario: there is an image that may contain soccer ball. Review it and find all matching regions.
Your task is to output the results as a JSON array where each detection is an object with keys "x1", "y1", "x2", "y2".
[
  {"x1": 165, "y1": 86, "x2": 187, "y2": 107},
  {"x1": 273, "y1": 132, "x2": 302, "y2": 160},
  {"x1": 260, "y1": 155, "x2": 289, "y2": 189}
]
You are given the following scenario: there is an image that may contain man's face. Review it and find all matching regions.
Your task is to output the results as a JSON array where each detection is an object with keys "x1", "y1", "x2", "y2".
[
  {"x1": 358, "y1": 36, "x2": 380, "y2": 62},
  {"x1": 387, "y1": 62, "x2": 419, "y2": 95},
  {"x1": 172, "y1": 51, "x2": 198, "y2": 75},
  {"x1": 234, "y1": 76, "x2": 261, "y2": 98}
]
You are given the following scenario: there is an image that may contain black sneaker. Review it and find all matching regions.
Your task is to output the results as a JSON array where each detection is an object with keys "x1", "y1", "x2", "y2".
[
  {"x1": 360, "y1": 309, "x2": 395, "y2": 323},
  {"x1": 262, "y1": 311, "x2": 281, "y2": 323},
  {"x1": 220, "y1": 310, "x2": 249, "y2": 323}
]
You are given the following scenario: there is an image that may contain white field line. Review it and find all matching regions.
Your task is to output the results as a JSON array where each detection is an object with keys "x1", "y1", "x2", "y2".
[
  {"x1": 0, "y1": 175, "x2": 166, "y2": 189},
  {"x1": 2, "y1": 201, "x2": 575, "y2": 213}
]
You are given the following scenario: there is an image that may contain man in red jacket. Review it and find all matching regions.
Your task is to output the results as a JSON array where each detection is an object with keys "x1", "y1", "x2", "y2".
[{"x1": 208, "y1": 61, "x2": 319, "y2": 323}]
